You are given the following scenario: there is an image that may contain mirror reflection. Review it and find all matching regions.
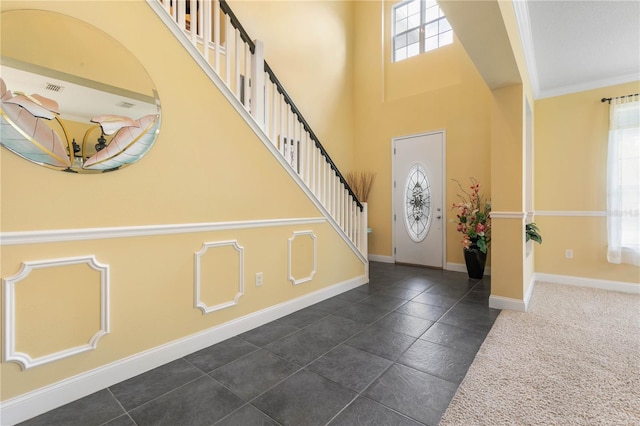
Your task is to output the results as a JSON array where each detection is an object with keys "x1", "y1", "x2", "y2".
[{"x1": 0, "y1": 10, "x2": 161, "y2": 173}]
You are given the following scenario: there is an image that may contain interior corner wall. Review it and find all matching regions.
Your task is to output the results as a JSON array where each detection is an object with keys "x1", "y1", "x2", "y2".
[
  {"x1": 352, "y1": 0, "x2": 493, "y2": 264},
  {"x1": 533, "y1": 81, "x2": 640, "y2": 285},
  {"x1": 490, "y1": 84, "x2": 525, "y2": 300},
  {"x1": 0, "y1": 0, "x2": 366, "y2": 412}
]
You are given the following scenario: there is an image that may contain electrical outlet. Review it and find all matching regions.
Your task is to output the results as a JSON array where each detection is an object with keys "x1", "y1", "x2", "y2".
[
  {"x1": 255, "y1": 272, "x2": 263, "y2": 287},
  {"x1": 565, "y1": 249, "x2": 574, "y2": 259}
]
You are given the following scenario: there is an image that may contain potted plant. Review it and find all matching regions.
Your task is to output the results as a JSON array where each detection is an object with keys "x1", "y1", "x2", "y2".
[
  {"x1": 452, "y1": 177, "x2": 491, "y2": 279},
  {"x1": 345, "y1": 171, "x2": 376, "y2": 203},
  {"x1": 525, "y1": 222, "x2": 543, "y2": 244}
]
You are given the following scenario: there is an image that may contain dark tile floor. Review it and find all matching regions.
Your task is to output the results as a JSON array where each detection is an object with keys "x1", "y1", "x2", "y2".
[{"x1": 19, "y1": 262, "x2": 500, "y2": 426}]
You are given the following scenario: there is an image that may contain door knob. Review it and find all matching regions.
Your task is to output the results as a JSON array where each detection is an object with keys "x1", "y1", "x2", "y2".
[{"x1": 437, "y1": 215, "x2": 442, "y2": 219}]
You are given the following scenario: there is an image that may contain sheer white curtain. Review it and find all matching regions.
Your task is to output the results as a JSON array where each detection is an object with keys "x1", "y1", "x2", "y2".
[{"x1": 607, "y1": 94, "x2": 640, "y2": 266}]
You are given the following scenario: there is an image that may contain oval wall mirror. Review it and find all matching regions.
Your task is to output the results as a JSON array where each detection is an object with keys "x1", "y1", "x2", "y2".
[{"x1": 0, "y1": 10, "x2": 161, "y2": 173}]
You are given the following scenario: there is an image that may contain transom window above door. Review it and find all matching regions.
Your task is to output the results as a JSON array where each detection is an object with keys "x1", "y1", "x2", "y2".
[{"x1": 392, "y1": 0, "x2": 453, "y2": 62}]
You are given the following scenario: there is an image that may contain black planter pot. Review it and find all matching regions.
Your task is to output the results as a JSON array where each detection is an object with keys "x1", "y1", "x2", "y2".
[{"x1": 463, "y1": 246, "x2": 487, "y2": 279}]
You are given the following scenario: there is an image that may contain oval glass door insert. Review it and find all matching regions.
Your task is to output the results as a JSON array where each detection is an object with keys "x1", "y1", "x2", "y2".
[{"x1": 404, "y1": 163, "x2": 432, "y2": 242}]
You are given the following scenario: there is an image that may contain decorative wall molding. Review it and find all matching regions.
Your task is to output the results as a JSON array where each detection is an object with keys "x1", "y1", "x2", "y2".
[
  {"x1": 534, "y1": 211, "x2": 606, "y2": 217},
  {"x1": 194, "y1": 240, "x2": 244, "y2": 314},
  {"x1": 0, "y1": 217, "x2": 326, "y2": 246},
  {"x1": 489, "y1": 211, "x2": 527, "y2": 219},
  {"x1": 2, "y1": 256, "x2": 110, "y2": 370},
  {"x1": 0, "y1": 274, "x2": 368, "y2": 425},
  {"x1": 476, "y1": 210, "x2": 607, "y2": 220},
  {"x1": 288, "y1": 231, "x2": 317, "y2": 285},
  {"x1": 536, "y1": 73, "x2": 640, "y2": 100}
]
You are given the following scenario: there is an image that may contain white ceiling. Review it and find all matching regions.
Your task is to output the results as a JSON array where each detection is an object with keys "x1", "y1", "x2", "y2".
[
  {"x1": 516, "y1": 0, "x2": 640, "y2": 99},
  {"x1": 440, "y1": 0, "x2": 640, "y2": 99}
]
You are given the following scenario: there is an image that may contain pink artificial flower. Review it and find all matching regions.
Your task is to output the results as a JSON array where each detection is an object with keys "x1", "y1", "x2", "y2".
[{"x1": 476, "y1": 223, "x2": 486, "y2": 234}]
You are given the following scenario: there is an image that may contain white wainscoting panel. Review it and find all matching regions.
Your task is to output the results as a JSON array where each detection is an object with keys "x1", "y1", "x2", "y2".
[
  {"x1": 2, "y1": 256, "x2": 110, "y2": 370},
  {"x1": 0, "y1": 274, "x2": 368, "y2": 425},
  {"x1": 288, "y1": 231, "x2": 317, "y2": 285},
  {"x1": 194, "y1": 240, "x2": 245, "y2": 314}
]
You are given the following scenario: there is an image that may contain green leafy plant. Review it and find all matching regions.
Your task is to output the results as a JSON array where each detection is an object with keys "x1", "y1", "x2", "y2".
[
  {"x1": 452, "y1": 177, "x2": 491, "y2": 254},
  {"x1": 525, "y1": 223, "x2": 543, "y2": 244}
]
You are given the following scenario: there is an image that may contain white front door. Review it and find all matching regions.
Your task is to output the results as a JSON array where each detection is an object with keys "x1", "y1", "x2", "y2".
[{"x1": 393, "y1": 131, "x2": 445, "y2": 267}]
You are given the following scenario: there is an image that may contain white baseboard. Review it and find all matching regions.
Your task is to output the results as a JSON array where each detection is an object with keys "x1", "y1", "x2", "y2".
[
  {"x1": 489, "y1": 294, "x2": 527, "y2": 312},
  {"x1": 489, "y1": 272, "x2": 639, "y2": 312},
  {"x1": 1, "y1": 275, "x2": 368, "y2": 425},
  {"x1": 368, "y1": 254, "x2": 394, "y2": 263},
  {"x1": 524, "y1": 275, "x2": 536, "y2": 310},
  {"x1": 490, "y1": 276, "x2": 536, "y2": 312},
  {"x1": 445, "y1": 262, "x2": 492, "y2": 276},
  {"x1": 535, "y1": 273, "x2": 640, "y2": 294}
]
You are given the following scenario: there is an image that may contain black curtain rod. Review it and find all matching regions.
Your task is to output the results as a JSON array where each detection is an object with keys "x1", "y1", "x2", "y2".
[{"x1": 601, "y1": 93, "x2": 639, "y2": 104}]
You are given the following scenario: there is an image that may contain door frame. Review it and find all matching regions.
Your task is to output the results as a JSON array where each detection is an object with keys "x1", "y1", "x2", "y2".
[{"x1": 391, "y1": 130, "x2": 447, "y2": 268}]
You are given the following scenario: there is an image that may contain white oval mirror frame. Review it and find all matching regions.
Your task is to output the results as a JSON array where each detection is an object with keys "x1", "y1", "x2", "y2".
[{"x1": 0, "y1": 10, "x2": 161, "y2": 173}]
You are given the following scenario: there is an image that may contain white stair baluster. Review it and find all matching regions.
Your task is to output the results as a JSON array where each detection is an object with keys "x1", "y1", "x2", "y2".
[
  {"x1": 244, "y1": 47, "x2": 251, "y2": 110},
  {"x1": 178, "y1": 1, "x2": 187, "y2": 32},
  {"x1": 203, "y1": 1, "x2": 211, "y2": 61},
  {"x1": 271, "y1": 82, "x2": 278, "y2": 143},
  {"x1": 190, "y1": 0, "x2": 197, "y2": 44},
  {"x1": 213, "y1": 0, "x2": 221, "y2": 73},
  {"x1": 234, "y1": 29, "x2": 241, "y2": 100},
  {"x1": 224, "y1": 14, "x2": 231, "y2": 85},
  {"x1": 250, "y1": 40, "x2": 264, "y2": 127}
]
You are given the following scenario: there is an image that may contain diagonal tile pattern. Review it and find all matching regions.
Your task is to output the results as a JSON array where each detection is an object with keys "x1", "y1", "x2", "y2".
[{"x1": 19, "y1": 262, "x2": 500, "y2": 426}]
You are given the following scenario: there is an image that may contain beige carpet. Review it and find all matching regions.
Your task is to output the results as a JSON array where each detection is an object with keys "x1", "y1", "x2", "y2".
[{"x1": 440, "y1": 282, "x2": 640, "y2": 425}]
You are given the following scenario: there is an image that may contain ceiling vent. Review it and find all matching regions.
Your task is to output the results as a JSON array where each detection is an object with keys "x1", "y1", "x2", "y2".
[
  {"x1": 45, "y1": 83, "x2": 64, "y2": 92},
  {"x1": 118, "y1": 101, "x2": 135, "y2": 109}
]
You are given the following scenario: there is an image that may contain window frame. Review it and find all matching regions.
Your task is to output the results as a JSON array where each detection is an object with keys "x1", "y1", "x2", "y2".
[{"x1": 391, "y1": 0, "x2": 453, "y2": 63}]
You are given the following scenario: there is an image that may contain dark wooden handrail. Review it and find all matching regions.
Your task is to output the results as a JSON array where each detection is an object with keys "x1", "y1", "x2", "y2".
[
  {"x1": 219, "y1": 0, "x2": 255, "y2": 53},
  {"x1": 218, "y1": 0, "x2": 362, "y2": 211}
]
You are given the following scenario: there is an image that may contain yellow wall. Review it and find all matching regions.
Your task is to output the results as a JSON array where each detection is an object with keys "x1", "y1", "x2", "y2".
[
  {"x1": 3, "y1": 0, "x2": 637, "y2": 410},
  {"x1": 534, "y1": 81, "x2": 640, "y2": 284},
  {"x1": 490, "y1": 84, "x2": 525, "y2": 299},
  {"x1": 0, "y1": 0, "x2": 365, "y2": 402},
  {"x1": 227, "y1": 0, "x2": 356, "y2": 174},
  {"x1": 353, "y1": 0, "x2": 493, "y2": 263}
]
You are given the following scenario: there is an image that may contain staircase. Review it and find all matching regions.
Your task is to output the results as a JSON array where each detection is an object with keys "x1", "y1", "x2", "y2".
[{"x1": 146, "y1": 0, "x2": 368, "y2": 261}]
